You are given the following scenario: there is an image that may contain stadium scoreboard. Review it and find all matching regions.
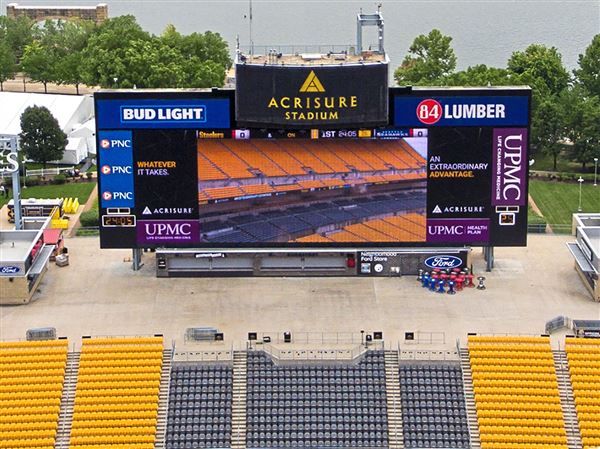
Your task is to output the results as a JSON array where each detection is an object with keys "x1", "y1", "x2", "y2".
[{"x1": 95, "y1": 86, "x2": 531, "y2": 250}]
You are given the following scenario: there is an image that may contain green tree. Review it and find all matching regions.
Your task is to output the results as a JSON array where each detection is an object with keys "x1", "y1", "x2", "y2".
[
  {"x1": 0, "y1": 16, "x2": 35, "y2": 61},
  {"x1": 19, "y1": 106, "x2": 68, "y2": 168},
  {"x1": 446, "y1": 64, "x2": 516, "y2": 87},
  {"x1": 21, "y1": 41, "x2": 56, "y2": 93},
  {"x1": 574, "y1": 34, "x2": 600, "y2": 98},
  {"x1": 0, "y1": 41, "x2": 17, "y2": 91},
  {"x1": 530, "y1": 96, "x2": 566, "y2": 171},
  {"x1": 80, "y1": 15, "x2": 150, "y2": 87},
  {"x1": 52, "y1": 20, "x2": 95, "y2": 93},
  {"x1": 394, "y1": 29, "x2": 457, "y2": 85},
  {"x1": 507, "y1": 44, "x2": 569, "y2": 96},
  {"x1": 121, "y1": 37, "x2": 186, "y2": 88},
  {"x1": 563, "y1": 88, "x2": 600, "y2": 169}
]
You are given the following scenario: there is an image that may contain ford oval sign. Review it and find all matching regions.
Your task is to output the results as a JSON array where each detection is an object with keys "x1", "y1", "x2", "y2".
[
  {"x1": 424, "y1": 255, "x2": 462, "y2": 269},
  {"x1": 0, "y1": 266, "x2": 21, "y2": 274}
]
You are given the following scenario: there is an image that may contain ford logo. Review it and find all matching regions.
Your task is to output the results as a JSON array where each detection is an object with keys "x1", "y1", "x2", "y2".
[
  {"x1": 424, "y1": 255, "x2": 462, "y2": 269},
  {"x1": 0, "y1": 266, "x2": 20, "y2": 274}
]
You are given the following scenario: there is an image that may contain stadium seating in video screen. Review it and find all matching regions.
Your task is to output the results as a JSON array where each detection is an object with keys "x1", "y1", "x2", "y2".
[
  {"x1": 166, "y1": 363, "x2": 233, "y2": 449},
  {"x1": 196, "y1": 139, "x2": 427, "y2": 244},
  {"x1": 246, "y1": 350, "x2": 388, "y2": 448},
  {"x1": 200, "y1": 192, "x2": 426, "y2": 244},
  {"x1": 70, "y1": 336, "x2": 164, "y2": 449},
  {"x1": 565, "y1": 337, "x2": 600, "y2": 449},
  {"x1": 399, "y1": 362, "x2": 470, "y2": 449},
  {"x1": 468, "y1": 335, "x2": 567, "y2": 449},
  {"x1": 0, "y1": 339, "x2": 68, "y2": 449}
]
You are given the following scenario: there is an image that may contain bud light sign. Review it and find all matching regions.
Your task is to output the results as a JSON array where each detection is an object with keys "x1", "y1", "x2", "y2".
[{"x1": 423, "y1": 255, "x2": 462, "y2": 269}]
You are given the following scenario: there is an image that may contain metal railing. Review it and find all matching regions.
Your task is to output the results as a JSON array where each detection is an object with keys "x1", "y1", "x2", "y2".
[{"x1": 26, "y1": 166, "x2": 74, "y2": 177}]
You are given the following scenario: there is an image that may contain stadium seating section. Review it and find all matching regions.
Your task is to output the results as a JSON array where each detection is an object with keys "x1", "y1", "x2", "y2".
[
  {"x1": 246, "y1": 350, "x2": 388, "y2": 448},
  {"x1": 70, "y1": 336, "x2": 164, "y2": 449},
  {"x1": 6, "y1": 334, "x2": 600, "y2": 449},
  {"x1": 468, "y1": 335, "x2": 568, "y2": 449},
  {"x1": 399, "y1": 362, "x2": 470, "y2": 449},
  {"x1": 166, "y1": 363, "x2": 233, "y2": 449},
  {"x1": 565, "y1": 337, "x2": 600, "y2": 449},
  {"x1": 0, "y1": 339, "x2": 68, "y2": 449}
]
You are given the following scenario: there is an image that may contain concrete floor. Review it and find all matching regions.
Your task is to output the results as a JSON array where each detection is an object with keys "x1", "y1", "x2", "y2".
[{"x1": 0, "y1": 233, "x2": 598, "y2": 351}]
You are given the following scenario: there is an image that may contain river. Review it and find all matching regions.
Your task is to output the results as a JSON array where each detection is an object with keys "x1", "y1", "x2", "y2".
[{"x1": 2, "y1": 0, "x2": 599, "y2": 71}]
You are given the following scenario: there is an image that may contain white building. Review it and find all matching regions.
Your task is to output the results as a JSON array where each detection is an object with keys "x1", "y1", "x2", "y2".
[{"x1": 0, "y1": 92, "x2": 95, "y2": 164}]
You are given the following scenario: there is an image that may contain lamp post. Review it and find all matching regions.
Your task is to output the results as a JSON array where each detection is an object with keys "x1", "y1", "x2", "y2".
[
  {"x1": 594, "y1": 157, "x2": 598, "y2": 187},
  {"x1": 577, "y1": 177, "x2": 584, "y2": 212}
]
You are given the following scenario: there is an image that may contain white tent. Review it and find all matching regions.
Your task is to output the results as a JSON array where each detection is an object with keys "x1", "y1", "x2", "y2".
[{"x1": 0, "y1": 92, "x2": 94, "y2": 164}]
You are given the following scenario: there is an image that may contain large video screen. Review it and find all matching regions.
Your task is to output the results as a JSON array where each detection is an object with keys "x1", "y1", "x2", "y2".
[
  {"x1": 196, "y1": 132, "x2": 427, "y2": 245},
  {"x1": 95, "y1": 88, "x2": 530, "y2": 249}
]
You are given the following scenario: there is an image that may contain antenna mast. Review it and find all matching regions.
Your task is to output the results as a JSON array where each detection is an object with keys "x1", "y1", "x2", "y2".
[{"x1": 249, "y1": 0, "x2": 254, "y2": 56}]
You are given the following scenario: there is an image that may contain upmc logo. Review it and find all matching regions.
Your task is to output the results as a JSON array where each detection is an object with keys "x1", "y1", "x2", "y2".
[
  {"x1": 145, "y1": 222, "x2": 192, "y2": 237},
  {"x1": 137, "y1": 220, "x2": 200, "y2": 245},
  {"x1": 417, "y1": 99, "x2": 442, "y2": 125}
]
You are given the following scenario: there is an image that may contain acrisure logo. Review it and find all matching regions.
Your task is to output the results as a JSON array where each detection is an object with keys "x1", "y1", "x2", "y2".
[
  {"x1": 299, "y1": 71, "x2": 325, "y2": 93},
  {"x1": 424, "y1": 255, "x2": 462, "y2": 269},
  {"x1": 267, "y1": 70, "x2": 358, "y2": 122}
]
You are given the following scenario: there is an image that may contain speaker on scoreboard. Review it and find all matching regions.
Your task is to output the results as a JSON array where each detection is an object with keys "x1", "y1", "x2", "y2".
[
  {"x1": 284, "y1": 332, "x2": 292, "y2": 343},
  {"x1": 405, "y1": 332, "x2": 415, "y2": 341},
  {"x1": 214, "y1": 333, "x2": 224, "y2": 341},
  {"x1": 373, "y1": 331, "x2": 383, "y2": 340},
  {"x1": 248, "y1": 332, "x2": 257, "y2": 341}
]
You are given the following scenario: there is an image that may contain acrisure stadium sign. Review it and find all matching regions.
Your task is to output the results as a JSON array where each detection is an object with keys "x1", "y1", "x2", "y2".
[{"x1": 235, "y1": 64, "x2": 388, "y2": 128}]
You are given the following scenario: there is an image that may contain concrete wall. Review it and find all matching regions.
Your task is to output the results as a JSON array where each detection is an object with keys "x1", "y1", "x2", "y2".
[{"x1": 7, "y1": 3, "x2": 108, "y2": 25}]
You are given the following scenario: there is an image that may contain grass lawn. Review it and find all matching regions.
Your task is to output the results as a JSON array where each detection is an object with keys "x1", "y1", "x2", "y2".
[
  {"x1": 0, "y1": 181, "x2": 96, "y2": 208},
  {"x1": 529, "y1": 179, "x2": 600, "y2": 226},
  {"x1": 531, "y1": 150, "x2": 596, "y2": 174}
]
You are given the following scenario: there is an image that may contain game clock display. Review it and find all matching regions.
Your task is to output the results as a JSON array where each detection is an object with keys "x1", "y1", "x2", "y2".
[{"x1": 102, "y1": 215, "x2": 136, "y2": 227}]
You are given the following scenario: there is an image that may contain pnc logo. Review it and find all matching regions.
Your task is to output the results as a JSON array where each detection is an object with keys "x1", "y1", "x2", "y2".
[
  {"x1": 100, "y1": 139, "x2": 132, "y2": 149},
  {"x1": 417, "y1": 99, "x2": 442, "y2": 125},
  {"x1": 102, "y1": 191, "x2": 113, "y2": 201},
  {"x1": 101, "y1": 165, "x2": 111, "y2": 175},
  {"x1": 299, "y1": 71, "x2": 325, "y2": 93}
]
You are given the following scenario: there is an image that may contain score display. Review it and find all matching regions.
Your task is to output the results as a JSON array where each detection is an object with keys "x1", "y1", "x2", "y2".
[{"x1": 95, "y1": 87, "x2": 531, "y2": 249}]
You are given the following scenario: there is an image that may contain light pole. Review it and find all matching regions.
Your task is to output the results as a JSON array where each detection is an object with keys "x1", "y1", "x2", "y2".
[
  {"x1": 594, "y1": 157, "x2": 598, "y2": 186},
  {"x1": 577, "y1": 177, "x2": 584, "y2": 212}
]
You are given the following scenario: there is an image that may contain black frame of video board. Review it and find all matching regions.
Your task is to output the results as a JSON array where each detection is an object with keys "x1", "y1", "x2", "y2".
[{"x1": 95, "y1": 87, "x2": 531, "y2": 249}]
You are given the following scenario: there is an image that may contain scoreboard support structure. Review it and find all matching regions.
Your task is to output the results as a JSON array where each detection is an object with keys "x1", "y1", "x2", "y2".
[{"x1": 154, "y1": 247, "x2": 472, "y2": 278}]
